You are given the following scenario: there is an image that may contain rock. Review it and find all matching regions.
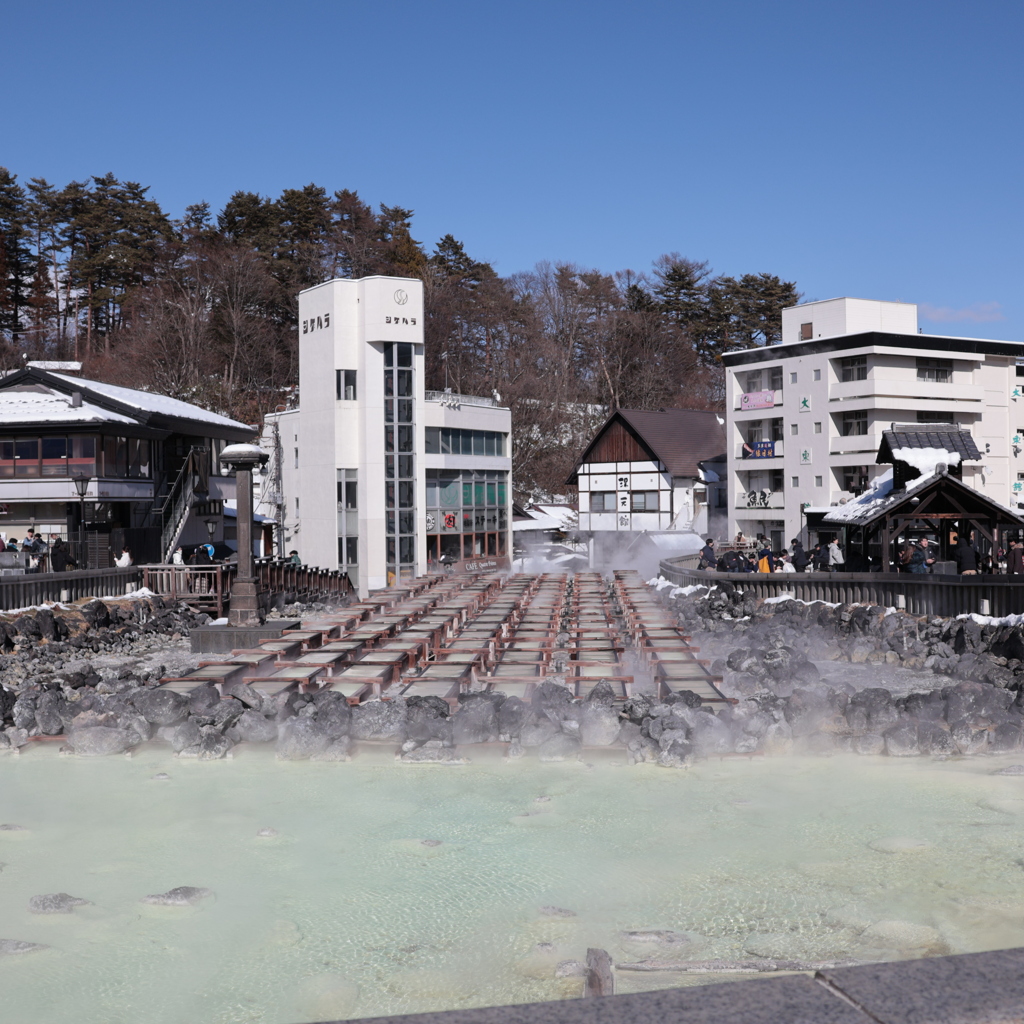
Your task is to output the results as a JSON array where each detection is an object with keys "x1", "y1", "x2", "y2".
[
  {"x1": 404, "y1": 699, "x2": 453, "y2": 745},
  {"x1": 131, "y1": 687, "x2": 188, "y2": 726},
  {"x1": 496, "y1": 695, "x2": 528, "y2": 738},
  {"x1": 256, "y1": 828, "x2": 279, "y2": 838},
  {"x1": 450, "y1": 697, "x2": 498, "y2": 745},
  {"x1": 507, "y1": 737, "x2": 524, "y2": 758},
  {"x1": 421, "y1": 839, "x2": 443, "y2": 847},
  {"x1": 195, "y1": 726, "x2": 233, "y2": 760},
  {"x1": 0, "y1": 823, "x2": 27, "y2": 831},
  {"x1": 187, "y1": 683, "x2": 219, "y2": 715},
  {"x1": 951, "y1": 720, "x2": 989, "y2": 755},
  {"x1": 221, "y1": 680, "x2": 262, "y2": 709},
  {"x1": 171, "y1": 719, "x2": 201, "y2": 753},
  {"x1": 621, "y1": 694, "x2": 655, "y2": 724},
  {"x1": 277, "y1": 717, "x2": 331, "y2": 760},
  {"x1": 79, "y1": 600, "x2": 110, "y2": 629},
  {"x1": 540, "y1": 905, "x2": 576, "y2": 917},
  {"x1": 229, "y1": 709, "x2": 278, "y2": 744},
  {"x1": 538, "y1": 732, "x2": 581, "y2": 762},
  {"x1": 28, "y1": 892, "x2": 92, "y2": 914},
  {"x1": 33, "y1": 691, "x2": 64, "y2": 735},
  {"x1": 532, "y1": 681, "x2": 575, "y2": 717},
  {"x1": 310, "y1": 691, "x2": 351, "y2": 738},
  {"x1": 555, "y1": 960, "x2": 588, "y2": 978},
  {"x1": 0, "y1": 939, "x2": 48, "y2": 955},
  {"x1": 520, "y1": 712, "x2": 559, "y2": 747},
  {"x1": 67, "y1": 725, "x2": 134, "y2": 756},
  {"x1": 917, "y1": 722, "x2": 957, "y2": 756},
  {"x1": 853, "y1": 733, "x2": 885, "y2": 755},
  {"x1": 578, "y1": 702, "x2": 621, "y2": 746},
  {"x1": 310, "y1": 736, "x2": 353, "y2": 761},
  {"x1": 399, "y1": 743, "x2": 466, "y2": 763},
  {"x1": 350, "y1": 699, "x2": 406, "y2": 741},
  {"x1": 151, "y1": 773, "x2": 171, "y2": 780},
  {"x1": 658, "y1": 738, "x2": 694, "y2": 768},
  {"x1": 622, "y1": 930, "x2": 692, "y2": 945},
  {"x1": 140, "y1": 886, "x2": 214, "y2": 906},
  {"x1": 993, "y1": 764, "x2": 1024, "y2": 775},
  {"x1": 585, "y1": 680, "x2": 618, "y2": 705},
  {"x1": 991, "y1": 722, "x2": 1024, "y2": 753},
  {"x1": 884, "y1": 722, "x2": 921, "y2": 757}
]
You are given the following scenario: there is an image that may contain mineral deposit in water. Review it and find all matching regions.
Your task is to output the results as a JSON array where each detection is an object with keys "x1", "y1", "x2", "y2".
[{"x1": 3, "y1": 746, "x2": 1024, "y2": 1023}]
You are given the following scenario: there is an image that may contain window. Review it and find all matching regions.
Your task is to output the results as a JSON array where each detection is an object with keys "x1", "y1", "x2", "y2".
[
  {"x1": 336, "y1": 369, "x2": 357, "y2": 400},
  {"x1": 337, "y1": 478, "x2": 357, "y2": 509},
  {"x1": 770, "y1": 418, "x2": 784, "y2": 442},
  {"x1": 917, "y1": 358, "x2": 952, "y2": 383},
  {"x1": 843, "y1": 465, "x2": 870, "y2": 494},
  {"x1": 800, "y1": 322, "x2": 813, "y2": 341},
  {"x1": 791, "y1": 476, "x2": 800, "y2": 488},
  {"x1": 814, "y1": 421, "x2": 822, "y2": 434},
  {"x1": 841, "y1": 355, "x2": 867, "y2": 382},
  {"x1": 790, "y1": 423, "x2": 798, "y2": 436},
  {"x1": 813, "y1": 368, "x2": 821, "y2": 381},
  {"x1": 769, "y1": 367, "x2": 783, "y2": 392},
  {"x1": 744, "y1": 369, "x2": 762, "y2": 392},
  {"x1": 630, "y1": 491, "x2": 659, "y2": 512},
  {"x1": 590, "y1": 491, "x2": 615, "y2": 512},
  {"x1": 917, "y1": 411, "x2": 954, "y2": 424},
  {"x1": 790, "y1": 372, "x2": 798, "y2": 385},
  {"x1": 842, "y1": 410, "x2": 868, "y2": 436},
  {"x1": 815, "y1": 475, "x2": 823, "y2": 487},
  {"x1": 294, "y1": 448, "x2": 299, "y2": 469},
  {"x1": 425, "y1": 427, "x2": 505, "y2": 456},
  {"x1": 769, "y1": 470, "x2": 784, "y2": 491},
  {"x1": 745, "y1": 420, "x2": 763, "y2": 443}
]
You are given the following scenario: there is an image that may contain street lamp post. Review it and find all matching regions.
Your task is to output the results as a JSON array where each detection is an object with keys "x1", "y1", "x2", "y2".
[
  {"x1": 219, "y1": 444, "x2": 269, "y2": 625},
  {"x1": 72, "y1": 474, "x2": 90, "y2": 570}
]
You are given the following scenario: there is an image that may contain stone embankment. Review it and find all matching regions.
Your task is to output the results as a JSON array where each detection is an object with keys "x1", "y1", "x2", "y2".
[{"x1": 4, "y1": 582, "x2": 1024, "y2": 765}]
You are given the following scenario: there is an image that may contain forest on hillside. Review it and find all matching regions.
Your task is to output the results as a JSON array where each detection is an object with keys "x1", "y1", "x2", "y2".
[{"x1": 0, "y1": 169, "x2": 800, "y2": 496}]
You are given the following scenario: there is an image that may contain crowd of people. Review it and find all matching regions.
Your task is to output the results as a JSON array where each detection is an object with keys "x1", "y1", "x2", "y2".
[{"x1": 699, "y1": 529, "x2": 1024, "y2": 576}]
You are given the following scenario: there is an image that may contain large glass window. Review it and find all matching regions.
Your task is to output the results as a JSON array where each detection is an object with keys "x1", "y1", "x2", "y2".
[
  {"x1": 15, "y1": 439, "x2": 39, "y2": 477},
  {"x1": 630, "y1": 491, "x2": 659, "y2": 512},
  {"x1": 384, "y1": 343, "x2": 416, "y2": 579},
  {"x1": 425, "y1": 468, "x2": 509, "y2": 564},
  {"x1": 41, "y1": 437, "x2": 68, "y2": 477},
  {"x1": 917, "y1": 358, "x2": 952, "y2": 383},
  {"x1": 425, "y1": 428, "x2": 506, "y2": 456},
  {"x1": 842, "y1": 410, "x2": 868, "y2": 436},
  {"x1": 841, "y1": 355, "x2": 867, "y2": 382}
]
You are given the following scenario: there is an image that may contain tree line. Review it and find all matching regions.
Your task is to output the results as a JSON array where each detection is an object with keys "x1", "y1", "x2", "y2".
[{"x1": 0, "y1": 167, "x2": 799, "y2": 497}]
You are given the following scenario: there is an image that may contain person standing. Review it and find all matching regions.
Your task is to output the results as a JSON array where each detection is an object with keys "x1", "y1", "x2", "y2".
[
  {"x1": 908, "y1": 537, "x2": 935, "y2": 574},
  {"x1": 791, "y1": 538, "x2": 809, "y2": 572},
  {"x1": 1008, "y1": 540, "x2": 1024, "y2": 575},
  {"x1": 756, "y1": 541, "x2": 774, "y2": 573},
  {"x1": 828, "y1": 538, "x2": 845, "y2": 572}
]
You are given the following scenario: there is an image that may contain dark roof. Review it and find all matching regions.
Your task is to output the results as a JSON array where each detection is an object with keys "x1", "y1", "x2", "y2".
[
  {"x1": 570, "y1": 408, "x2": 726, "y2": 481},
  {"x1": 721, "y1": 330, "x2": 1024, "y2": 367},
  {"x1": 877, "y1": 428, "x2": 981, "y2": 465},
  {"x1": 824, "y1": 468, "x2": 1024, "y2": 528}
]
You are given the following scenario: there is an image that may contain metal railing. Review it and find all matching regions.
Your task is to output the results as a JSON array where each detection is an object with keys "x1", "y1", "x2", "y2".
[
  {"x1": 658, "y1": 559, "x2": 1024, "y2": 618},
  {"x1": 254, "y1": 558, "x2": 352, "y2": 603},
  {"x1": 0, "y1": 567, "x2": 143, "y2": 611},
  {"x1": 142, "y1": 565, "x2": 233, "y2": 617},
  {"x1": 424, "y1": 390, "x2": 499, "y2": 408}
]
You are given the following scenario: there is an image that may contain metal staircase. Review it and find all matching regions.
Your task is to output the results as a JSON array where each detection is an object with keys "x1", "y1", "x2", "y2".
[{"x1": 155, "y1": 447, "x2": 209, "y2": 563}]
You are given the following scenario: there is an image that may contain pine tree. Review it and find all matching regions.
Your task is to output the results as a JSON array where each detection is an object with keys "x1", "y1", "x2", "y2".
[{"x1": 0, "y1": 168, "x2": 35, "y2": 342}]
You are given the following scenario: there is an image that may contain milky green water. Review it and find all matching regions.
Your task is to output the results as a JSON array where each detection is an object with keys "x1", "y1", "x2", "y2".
[{"x1": 3, "y1": 746, "x2": 1024, "y2": 1024}]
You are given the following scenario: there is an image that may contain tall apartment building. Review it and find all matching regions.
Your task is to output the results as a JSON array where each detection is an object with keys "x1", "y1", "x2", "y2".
[
  {"x1": 267, "y1": 276, "x2": 512, "y2": 596},
  {"x1": 723, "y1": 298, "x2": 1024, "y2": 550}
]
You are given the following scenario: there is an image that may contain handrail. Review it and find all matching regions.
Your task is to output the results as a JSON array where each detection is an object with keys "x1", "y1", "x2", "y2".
[{"x1": 155, "y1": 447, "x2": 208, "y2": 564}]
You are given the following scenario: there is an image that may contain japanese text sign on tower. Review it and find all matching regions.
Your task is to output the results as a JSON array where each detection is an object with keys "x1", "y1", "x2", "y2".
[
  {"x1": 747, "y1": 441, "x2": 776, "y2": 459},
  {"x1": 740, "y1": 390, "x2": 775, "y2": 411}
]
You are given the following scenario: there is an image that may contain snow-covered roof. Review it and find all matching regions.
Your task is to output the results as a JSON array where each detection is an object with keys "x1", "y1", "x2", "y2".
[
  {"x1": 889, "y1": 446, "x2": 962, "y2": 476},
  {"x1": 0, "y1": 385, "x2": 137, "y2": 426},
  {"x1": 512, "y1": 504, "x2": 577, "y2": 533},
  {"x1": 822, "y1": 468, "x2": 895, "y2": 523},
  {"x1": 51, "y1": 374, "x2": 250, "y2": 431}
]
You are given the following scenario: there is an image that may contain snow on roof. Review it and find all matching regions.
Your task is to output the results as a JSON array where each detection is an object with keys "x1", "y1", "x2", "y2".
[
  {"x1": 890, "y1": 446, "x2": 961, "y2": 477},
  {"x1": 0, "y1": 385, "x2": 137, "y2": 426},
  {"x1": 51, "y1": 374, "x2": 251, "y2": 431},
  {"x1": 822, "y1": 467, "x2": 895, "y2": 523},
  {"x1": 513, "y1": 513, "x2": 571, "y2": 533}
]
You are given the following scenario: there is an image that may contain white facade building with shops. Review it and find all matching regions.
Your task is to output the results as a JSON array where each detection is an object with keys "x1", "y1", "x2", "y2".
[
  {"x1": 262, "y1": 275, "x2": 512, "y2": 597},
  {"x1": 722, "y1": 297, "x2": 1024, "y2": 551}
]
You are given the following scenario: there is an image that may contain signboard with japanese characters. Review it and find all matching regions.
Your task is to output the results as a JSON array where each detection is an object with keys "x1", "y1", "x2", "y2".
[
  {"x1": 745, "y1": 441, "x2": 776, "y2": 459},
  {"x1": 740, "y1": 390, "x2": 776, "y2": 411}
]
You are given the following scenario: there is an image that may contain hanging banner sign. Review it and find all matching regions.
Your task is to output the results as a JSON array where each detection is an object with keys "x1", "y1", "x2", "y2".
[
  {"x1": 740, "y1": 390, "x2": 776, "y2": 411},
  {"x1": 745, "y1": 441, "x2": 776, "y2": 459}
]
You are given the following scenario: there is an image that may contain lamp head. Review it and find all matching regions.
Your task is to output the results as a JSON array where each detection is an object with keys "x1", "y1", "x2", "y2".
[{"x1": 219, "y1": 443, "x2": 269, "y2": 472}]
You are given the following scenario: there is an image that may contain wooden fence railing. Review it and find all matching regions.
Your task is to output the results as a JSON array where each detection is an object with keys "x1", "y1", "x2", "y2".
[{"x1": 658, "y1": 559, "x2": 1024, "y2": 619}]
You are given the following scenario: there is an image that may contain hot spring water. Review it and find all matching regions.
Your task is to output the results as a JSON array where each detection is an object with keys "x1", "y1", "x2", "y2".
[{"x1": 3, "y1": 746, "x2": 1024, "y2": 1024}]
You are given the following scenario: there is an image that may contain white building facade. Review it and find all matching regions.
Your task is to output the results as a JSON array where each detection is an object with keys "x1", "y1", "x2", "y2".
[
  {"x1": 267, "y1": 276, "x2": 512, "y2": 596},
  {"x1": 723, "y1": 298, "x2": 1024, "y2": 550}
]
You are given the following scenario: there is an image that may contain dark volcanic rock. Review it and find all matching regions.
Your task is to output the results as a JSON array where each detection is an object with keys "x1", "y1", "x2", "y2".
[
  {"x1": 228, "y1": 709, "x2": 278, "y2": 744},
  {"x1": 131, "y1": 688, "x2": 188, "y2": 726},
  {"x1": 496, "y1": 695, "x2": 528, "y2": 739},
  {"x1": 140, "y1": 886, "x2": 213, "y2": 906},
  {"x1": 276, "y1": 717, "x2": 331, "y2": 760},
  {"x1": 451, "y1": 696, "x2": 498, "y2": 745},
  {"x1": 350, "y1": 699, "x2": 407, "y2": 741},
  {"x1": 537, "y1": 732, "x2": 581, "y2": 762}
]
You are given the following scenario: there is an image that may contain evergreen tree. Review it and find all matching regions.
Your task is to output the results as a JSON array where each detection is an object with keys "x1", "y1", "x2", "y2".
[{"x1": 0, "y1": 168, "x2": 35, "y2": 342}]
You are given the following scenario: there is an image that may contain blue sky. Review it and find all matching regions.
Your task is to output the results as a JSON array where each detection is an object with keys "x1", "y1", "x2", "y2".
[{"x1": 4, "y1": 0, "x2": 1021, "y2": 337}]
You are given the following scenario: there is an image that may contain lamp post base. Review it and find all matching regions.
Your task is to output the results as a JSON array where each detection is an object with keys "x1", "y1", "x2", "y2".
[{"x1": 227, "y1": 577, "x2": 266, "y2": 626}]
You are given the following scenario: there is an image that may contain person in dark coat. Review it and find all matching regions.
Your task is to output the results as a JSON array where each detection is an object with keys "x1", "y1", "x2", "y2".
[
  {"x1": 1008, "y1": 541, "x2": 1024, "y2": 575},
  {"x1": 811, "y1": 543, "x2": 829, "y2": 572},
  {"x1": 908, "y1": 538, "x2": 935, "y2": 574},
  {"x1": 698, "y1": 538, "x2": 717, "y2": 570},
  {"x1": 49, "y1": 538, "x2": 76, "y2": 572},
  {"x1": 791, "y1": 538, "x2": 810, "y2": 572},
  {"x1": 954, "y1": 533, "x2": 980, "y2": 575}
]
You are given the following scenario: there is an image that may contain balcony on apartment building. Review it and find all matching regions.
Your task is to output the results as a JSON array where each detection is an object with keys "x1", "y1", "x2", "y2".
[{"x1": 735, "y1": 488, "x2": 785, "y2": 510}]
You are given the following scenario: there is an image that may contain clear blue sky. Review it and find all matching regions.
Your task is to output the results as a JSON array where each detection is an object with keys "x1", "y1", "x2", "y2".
[{"x1": 4, "y1": 0, "x2": 1021, "y2": 337}]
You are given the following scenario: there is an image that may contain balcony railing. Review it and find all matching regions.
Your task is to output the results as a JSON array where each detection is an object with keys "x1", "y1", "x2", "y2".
[{"x1": 424, "y1": 391, "x2": 499, "y2": 408}]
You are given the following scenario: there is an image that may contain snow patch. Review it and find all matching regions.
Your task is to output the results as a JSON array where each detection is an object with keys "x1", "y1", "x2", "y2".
[{"x1": 891, "y1": 447, "x2": 962, "y2": 477}]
